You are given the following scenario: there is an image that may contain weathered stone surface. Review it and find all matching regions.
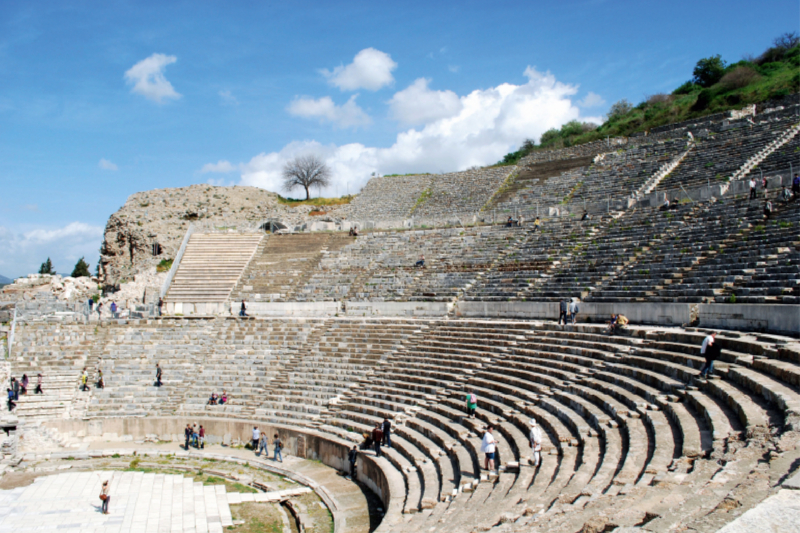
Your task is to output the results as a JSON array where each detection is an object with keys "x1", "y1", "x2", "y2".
[{"x1": 716, "y1": 489, "x2": 800, "y2": 533}]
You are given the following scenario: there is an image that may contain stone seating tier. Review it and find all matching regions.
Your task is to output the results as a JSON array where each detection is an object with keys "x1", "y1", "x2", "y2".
[{"x1": 7, "y1": 317, "x2": 800, "y2": 533}]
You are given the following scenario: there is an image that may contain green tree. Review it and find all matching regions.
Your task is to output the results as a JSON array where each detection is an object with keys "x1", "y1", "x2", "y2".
[
  {"x1": 39, "y1": 257, "x2": 55, "y2": 275},
  {"x1": 71, "y1": 257, "x2": 91, "y2": 278},
  {"x1": 692, "y1": 55, "x2": 727, "y2": 88}
]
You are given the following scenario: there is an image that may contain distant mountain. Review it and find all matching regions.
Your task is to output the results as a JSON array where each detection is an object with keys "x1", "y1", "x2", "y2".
[{"x1": 0, "y1": 275, "x2": 12, "y2": 285}]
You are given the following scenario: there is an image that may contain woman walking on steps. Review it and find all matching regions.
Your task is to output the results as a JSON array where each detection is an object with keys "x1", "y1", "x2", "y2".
[{"x1": 99, "y1": 480, "x2": 110, "y2": 514}]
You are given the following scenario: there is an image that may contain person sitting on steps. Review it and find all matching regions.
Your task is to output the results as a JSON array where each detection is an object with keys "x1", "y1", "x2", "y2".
[
  {"x1": 208, "y1": 392, "x2": 218, "y2": 405},
  {"x1": 415, "y1": 255, "x2": 425, "y2": 268}
]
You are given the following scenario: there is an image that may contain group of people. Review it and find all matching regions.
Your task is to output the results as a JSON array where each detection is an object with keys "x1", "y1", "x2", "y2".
[
  {"x1": 348, "y1": 226, "x2": 360, "y2": 236},
  {"x1": 251, "y1": 426, "x2": 284, "y2": 462},
  {"x1": 184, "y1": 423, "x2": 206, "y2": 449},
  {"x1": 7, "y1": 374, "x2": 44, "y2": 411},
  {"x1": 80, "y1": 367, "x2": 104, "y2": 391},
  {"x1": 479, "y1": 419, "x2": 543, "y2": 473},
  {"x1": 606, "y1": 314, "x2": 629, "y2": 335},
  {"x1": 360, "y1": 418, "x2": 392, "y2": 457},
  {"x1": 207, "y1": 391, "x2": 228, "y2": 405},
  {"x1": 87, "y1": 299, "x2": 121, "y2": 320},
  {"x1": 558, "y1": 299, "x2": 580, "y2": 325}
]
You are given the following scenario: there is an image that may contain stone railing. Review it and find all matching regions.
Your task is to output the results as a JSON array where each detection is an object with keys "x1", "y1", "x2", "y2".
[{"x1": 160, "y1": 223, "x2": 195, "y2": 298}]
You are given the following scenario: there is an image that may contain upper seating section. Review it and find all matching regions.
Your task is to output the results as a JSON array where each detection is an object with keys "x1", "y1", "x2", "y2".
[
  {"x1": 347, "y1": 175, "x2": 434, "y2": 221},
  {"x1": 657, "y1": 114, "x2": 798, "y2": 191},
  {"x1": 412, "y1": 167, "x2": 513, "y2": 219}
]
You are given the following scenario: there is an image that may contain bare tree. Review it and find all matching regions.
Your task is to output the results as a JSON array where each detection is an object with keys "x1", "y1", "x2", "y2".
[{"x1": 282, "y1": 155, "x2": 332, "y2": 200}]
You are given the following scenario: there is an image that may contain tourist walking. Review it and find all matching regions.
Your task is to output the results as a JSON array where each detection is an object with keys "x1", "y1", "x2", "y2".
[
  {"x1": 347, "y1": 445, "x2": 358, "y2": 479},
  {"x1": 6, "y1": 388, "x2": 16, "y2": 412},
  {"x1": 155, "y1": 363, "x2": 162, "y2": 387},
  {"x1": 749, "y1": 177, "x2": 757, "y2": 200},
  {"x1": 157, "y1": 297, "x2": 163, "y2": 317},
  {"x1": 792, "y1": 174, "x2": 800, "y2": 198},
  {"x1": 198, "y1": 425, "x2": 205, "y2": 449},
  {"x1": 96, "y1": 302, "x2": 103, "y2": 319},
  {"x1": 529, "y1": 419, "x2": 543, "y2": 468},
  {"x1": 764, "y1": 200, "x2": 773, "y2": 220},
  {"x1": 99, "y1": 480, "x2": 110, "y2": 514},
  {"x1": 465, "y1": 390, "x2": 477, "y2": 418},
  {"x1": 381, "y1": 417, "x2": 392, "y2": 448},
  {"x1": 192, "y1": 424, "x2": 199, "y2": 447},
  {"x1": 80, "y1": 368, "x2": 89, "y2": 392},
  {"x1": 558, "y1": 299, "x2": 568, "y2": 325},
  {"x1": 481, "y1": 426, "x2": 497, "y2": 472},
  {"x1": 35, "y1": 373, "x2": 43, "y2": 394},
  {"x1": 699, "y1": 332, "x2": 719, "y2": 379},
  {"x1": 20, "y1": 374, "x2": 28, "y2": 395},
  {"x1": 569, "y1": 299, "x2": 579, "y2": 325},
  {"x1": 184, "y1": 424, "x2": 192, "y2": 450},
  {"x1": 762, "y1": 175, "x2": 768, "y2": 197},
  {"x1": 272, "y1": 434, "x2": 283, "y2": 462},
  {"x1": 372, "y1": 423, "x2": 383, "y2": 457},
  {"x1": 532, "y1": 217, "x2": 541, "y2": 232},
  {"x1": 97, "y1": 369, "x2": 104, "y2": 389},
  {"x1": 88, "y1": 297, "x2": 94, "y2": 313},
  {"x1": 239, "y1": 300, "x2": 248, "y2": 317},
  {"x1": 11, "y1": 377, "x2": 19, "y2": 400},
  {"x1": 110, "y1": 301, "x2": 118, "y2": 319},
  {"x1": 258, "y1": 432, "x2": 267, "y2": 455},
  {"x1": 252, "y1": 426, "x2": 260, "y2": 451}
]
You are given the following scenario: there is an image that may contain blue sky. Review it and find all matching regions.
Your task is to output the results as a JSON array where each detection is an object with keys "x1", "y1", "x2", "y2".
[{"x1": 1, "y1": 0, "x2": 797, "y2": 278}]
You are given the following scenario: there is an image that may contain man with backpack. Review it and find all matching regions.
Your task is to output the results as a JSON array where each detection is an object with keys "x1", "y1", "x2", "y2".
[
  {"x1": 558, "y1": 299, "x2": 568, "y2": 325},
  {"x1": 465, "y1": 390, "x2": 477, "y2": 418},
  {"x1": 381, "y1": 417, "x2": 392, "y2": 448},
  {"x1": 155, "y1": 363, "x2": 163, "y2": 387},
  {"x1": 569, "y1": 299, "x2": 579, "y2": 325},
  {"x1": 273, "y1": 434, "x2": 283, "y2": 462}
]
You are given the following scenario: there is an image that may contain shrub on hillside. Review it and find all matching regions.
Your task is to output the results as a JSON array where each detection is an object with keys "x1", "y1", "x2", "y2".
[
  {"x1": 71, "y1": 257, "x2": 91, "y2": 278},
  {"x1": 756, "y1": 31, "x2": 799, "y2": 65},
  {"x1": 607, "y1": 99, "x2": 633, "y2": 120},
  {"x1": 718, "y1": 66, "x2": 762, "y2": 90},
  {"x1": 646, "y1": 93, "x2": 674, "y2": 104},
  {"x1": 672, "y1": 81, "x2": 699, "y2": 95},
  {"x1": 693, "y1": 55, "x2": 727, "y2": 88}
]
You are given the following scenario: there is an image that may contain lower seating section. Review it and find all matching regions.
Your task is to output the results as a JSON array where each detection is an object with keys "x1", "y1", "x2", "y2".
[{"x1": 8, "y1": 317, "x2": 800, "y2": 532}]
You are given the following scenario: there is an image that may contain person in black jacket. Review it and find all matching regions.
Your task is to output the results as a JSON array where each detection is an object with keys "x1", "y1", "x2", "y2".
[
  {"x1": 558, "y1": 299, "x2": 568, "y2": 325},
  {"x1": 347, "y1": 446, "x2": 358, "y2": 478},
  {"x1": 381, "y1": 417, "x2": 392, "y2": 448}
]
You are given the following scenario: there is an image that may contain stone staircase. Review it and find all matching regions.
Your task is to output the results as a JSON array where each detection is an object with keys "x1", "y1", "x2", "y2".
[
  {"x1": 165, "y1": 233, "x2": 263, "y2": 304},
  {"x1": 637, "y1": 143, "x2": 695, "y2": 196},
  {"x1": 730, "y1": 121, "x2": 800, "y2": 181}
]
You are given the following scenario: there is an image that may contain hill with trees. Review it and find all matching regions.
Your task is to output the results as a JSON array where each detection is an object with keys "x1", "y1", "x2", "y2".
[{"x1": 499, "y1": 32, "x2": 800, "y2": 165}]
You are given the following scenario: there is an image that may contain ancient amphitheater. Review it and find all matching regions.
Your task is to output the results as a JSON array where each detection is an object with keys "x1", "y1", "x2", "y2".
[{"x1": 1, "y1": 97, "x2": 800, "y2": 533}]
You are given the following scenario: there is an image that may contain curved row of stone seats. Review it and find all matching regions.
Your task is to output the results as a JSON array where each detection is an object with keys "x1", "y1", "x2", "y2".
[
  {"x1": 165, "y1": 233, "x2": 263, "y2": 303},
  {"x1": 256, "y1": 319, "x2": 418, "y2": 426},
  {"x1": 569, "y1": 138, "x2": 689, "y2": 204},
  {"x1": 300, "y1": 225, "x2": 528, "y2": 302},
  {"x1": 9, "y1": 323, "x2": 97, "y2": 420},
  {"x1": 346, "y1": 174, "x2": 435, "y2": 221},
  {"x1": 657, "y1": 115, "x2": 798, "y2": 191},
  {"x1": 316, "y1": 320, "x2": 799, "y2": 533},
  {"x1": 587, "y1": 196, "x2": 799, "y2": 303},
  {"x1": 752, "y1": 131, "x2": 800, "y2": 175},
  {"x1": 231, "y1": 233, "x2": 354, "y2": 303},
  {"x1": 412, "y1": 167, "x2": 514, "y2": 219},
  {"x1": 493, "y1": 167, "x2": 586, "y2": 219},
  {"x1": 462, "y1": 217, "x2": 607, "y2": 301},
  {"x1": 515, "y1": 206, "x2": 675, "y2": 301}
]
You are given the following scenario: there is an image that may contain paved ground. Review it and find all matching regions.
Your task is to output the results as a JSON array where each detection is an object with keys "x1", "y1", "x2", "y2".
[{"x1": 0, "y1": 470, "x2": 233, "y2": 533}]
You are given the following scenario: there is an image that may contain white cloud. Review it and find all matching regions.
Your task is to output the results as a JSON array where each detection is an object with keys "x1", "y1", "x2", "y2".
[
  {"x1": 321, "y1": 48, "x2": 397, "y2": 91},
  {"x1": 0, "y1": 222, "x2": 104, "y2": 278},
  {"x1": 448, "y1": 65, "x2": 460, "y2": 73},
  {"x1": 124, "y1": 53, "x2": 181, "y2": 103},
  {"x1": 578, "y1": 91, "x2": 606, "y2": 108},
  {"x1": 287, "y1": 95, "x2": 371, "y2": 128},
  {"x1": 388, "y1": 78, "x2": 463, "y2": 125},
  {"x1": 219, "y1": 90, "x2": 238, "y2": 106},
  {"x1": 223, "y1": 67, "x2": 585, "y2": 198},
  {"x1": 98, "y1": 158, "x2": 118, "y2": 171},
  {"x1": 200, "y1": 160, "x2": 237, "y2": 174}
]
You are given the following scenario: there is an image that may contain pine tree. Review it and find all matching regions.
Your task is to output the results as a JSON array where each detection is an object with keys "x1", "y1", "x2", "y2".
[
  {"x1": 71, "y1": 257, "x2": 91, "y2": 278},
  {"x1": 38, "y1": 257, "x2": 55, "y2": 275}
]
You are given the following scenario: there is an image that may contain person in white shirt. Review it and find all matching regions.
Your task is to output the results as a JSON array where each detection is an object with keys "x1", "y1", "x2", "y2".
[
  {"x1": 252, "y1": 426, "x2": 260, "y2": 451},
  {"x1": 529, "y1": 419, "x2": 543, "y2": 467},
  {"x1": 749, "y1": 178, "x2": 757, "y2": 200},
  {"x1": 481, "y1": 426, "x2": 497, "y2": 472}
]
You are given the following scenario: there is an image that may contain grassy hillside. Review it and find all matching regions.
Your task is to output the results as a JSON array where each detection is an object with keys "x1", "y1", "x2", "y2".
[{"x1": 499, "y1": 33, "x2": 800, "y2": 165}]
